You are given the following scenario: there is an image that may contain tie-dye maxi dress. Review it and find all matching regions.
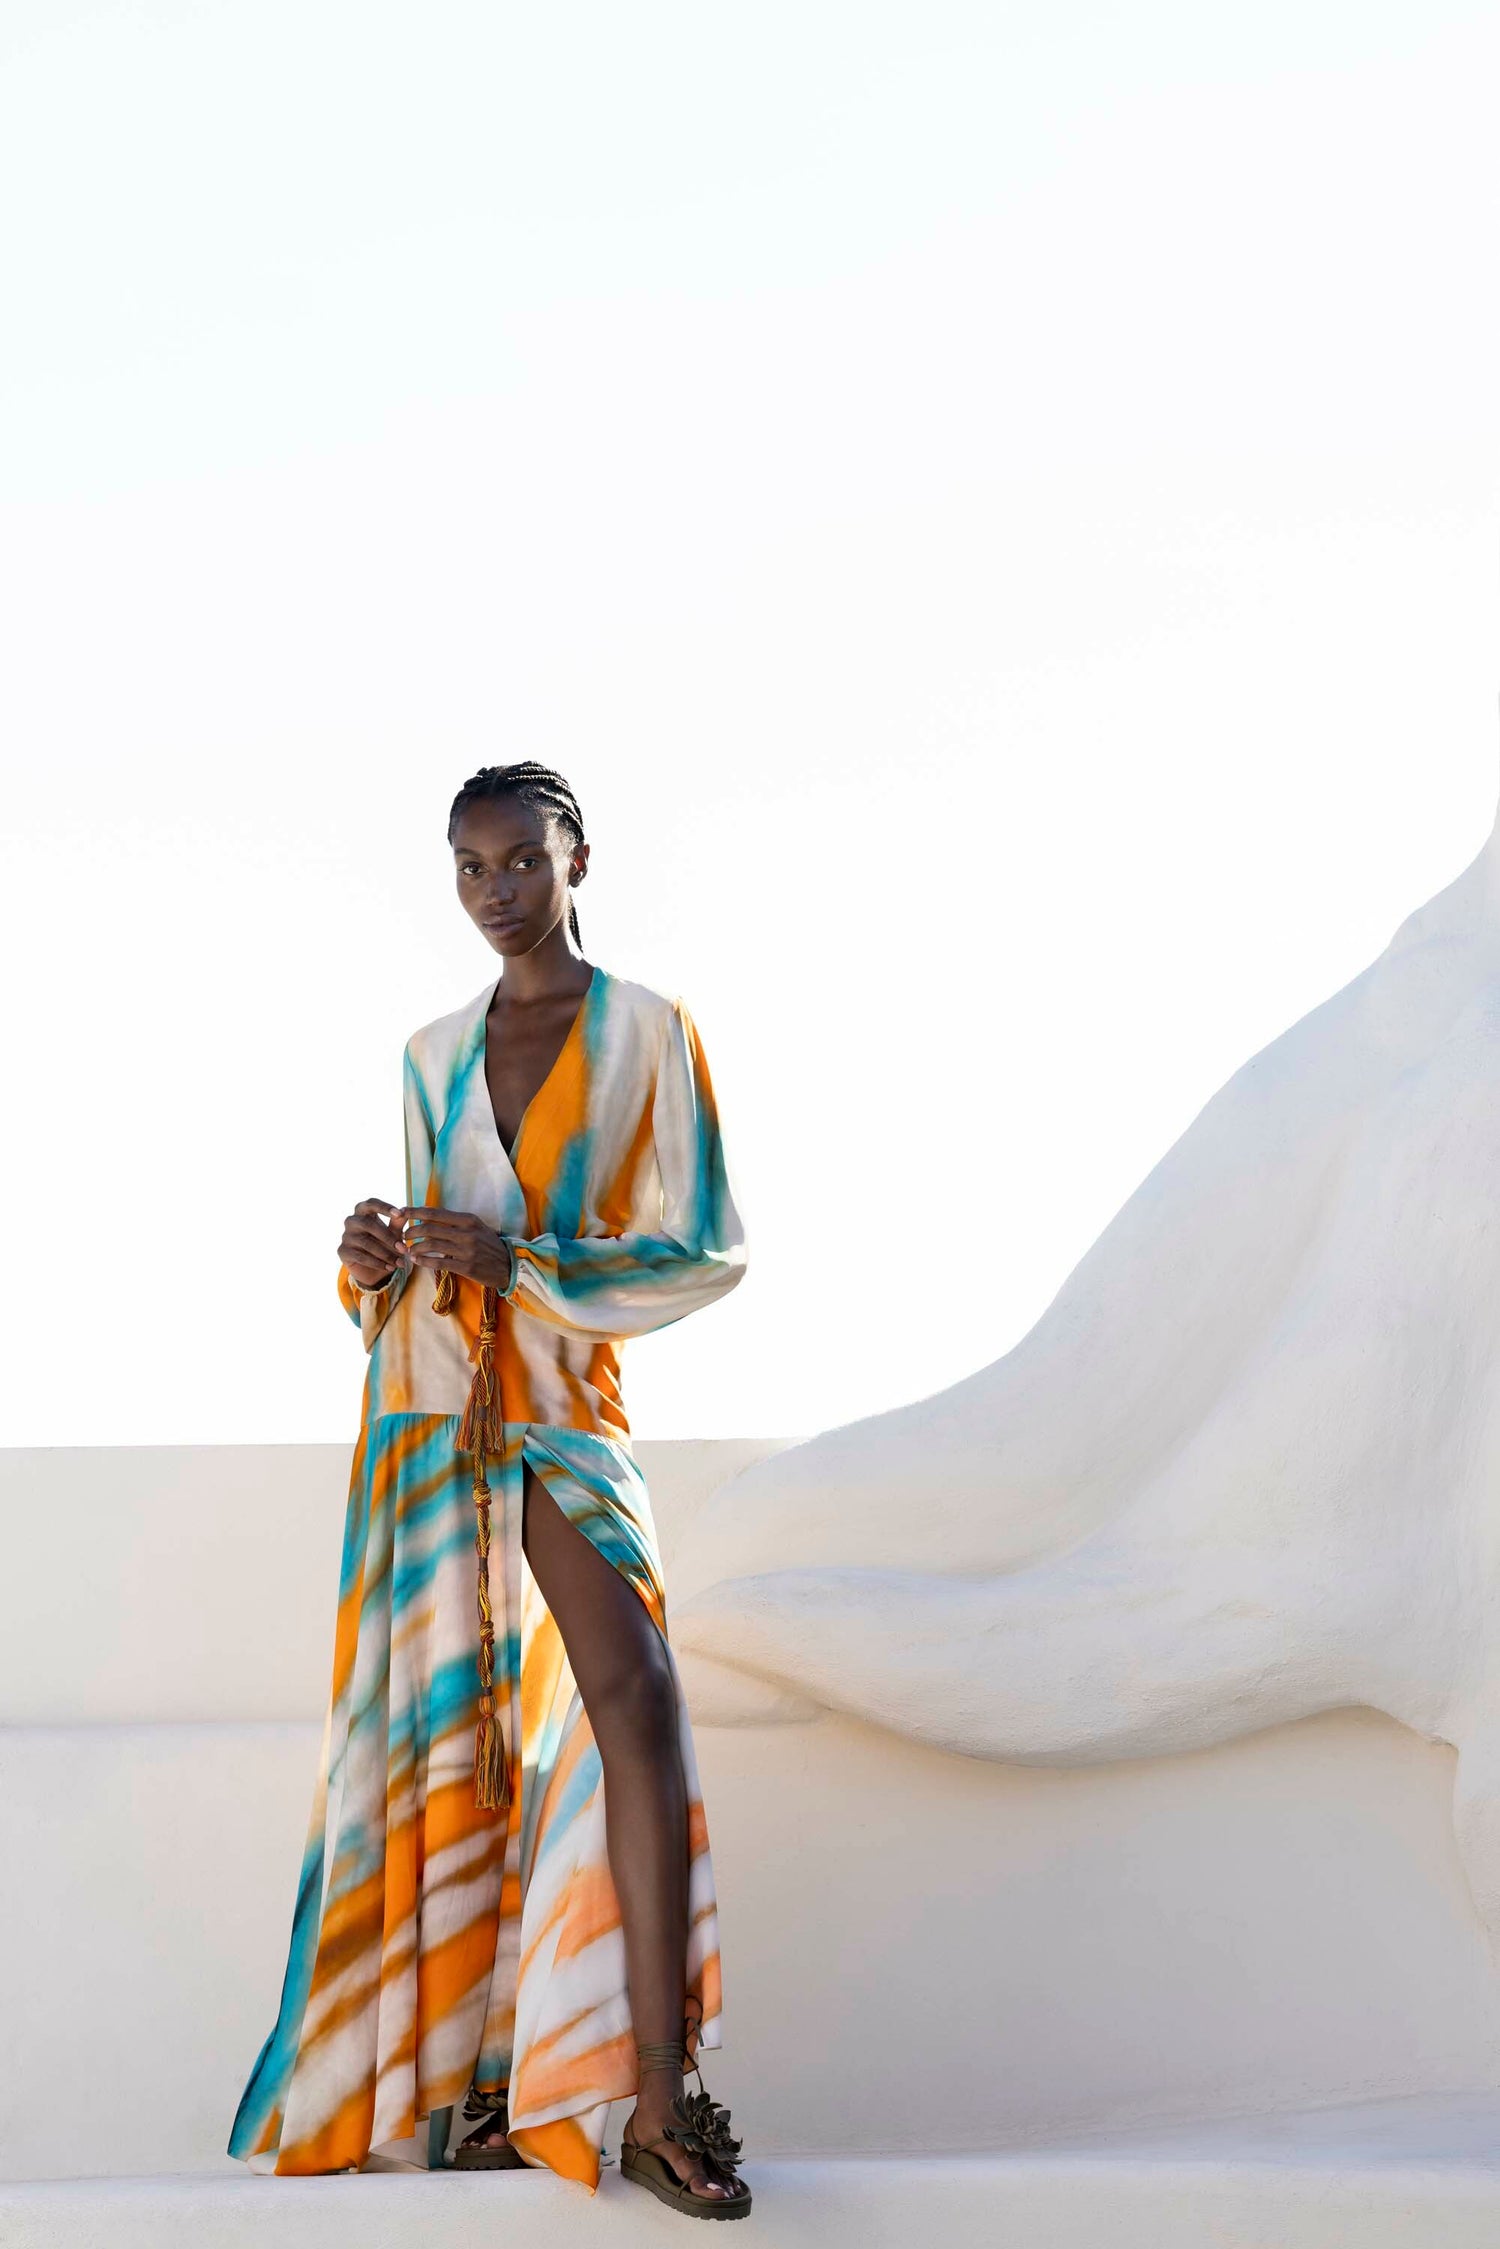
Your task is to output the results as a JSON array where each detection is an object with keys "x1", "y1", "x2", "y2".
[{"x1": 229, "y1": 965, "x2": 745, "y2": 2187}]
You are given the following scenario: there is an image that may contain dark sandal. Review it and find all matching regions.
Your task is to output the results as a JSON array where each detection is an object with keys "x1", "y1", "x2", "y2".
[
  {"x1": 450, "y1": 2084, "x2": 528, "y2": 2170},
  {"x1": 620, "y1": 2039, "x2": 751, "y2": 2220}
]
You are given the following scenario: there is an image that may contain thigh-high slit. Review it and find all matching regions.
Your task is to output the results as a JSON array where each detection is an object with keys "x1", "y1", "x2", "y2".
[{"x1": 230, "y1": 1417, "x2": 723, "y2": 2187}]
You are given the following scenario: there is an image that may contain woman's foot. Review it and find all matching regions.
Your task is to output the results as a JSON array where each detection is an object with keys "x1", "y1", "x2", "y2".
[
  {"x1": 457, "y1": 2115, "x2": 513, "y2": 2155},
  {"x1": 450, "y1": 2090, "x2": 527, "y2": 2169},
  {"x1": 623, "y1": 2069, "x2": 750, "y2": 2207}
]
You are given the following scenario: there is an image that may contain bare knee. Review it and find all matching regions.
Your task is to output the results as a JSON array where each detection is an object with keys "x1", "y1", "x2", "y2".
[{"x1": 585, "y1": 1640, "x2": 680, "y2": 1766}]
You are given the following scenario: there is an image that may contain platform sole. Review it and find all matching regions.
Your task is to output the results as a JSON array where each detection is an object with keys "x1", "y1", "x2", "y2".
[{"x1": 621, "y1": 2146, "x2": 752, "y2": 2219}]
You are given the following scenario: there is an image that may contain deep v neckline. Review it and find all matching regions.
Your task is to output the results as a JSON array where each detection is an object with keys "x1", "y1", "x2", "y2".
[{"x1": 482, "y1": 964, "x2": 601, "y2": 1167}]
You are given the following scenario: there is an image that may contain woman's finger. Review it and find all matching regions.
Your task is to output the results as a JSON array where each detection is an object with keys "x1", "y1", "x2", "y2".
[
  {"x1": 403, "y1": 1237, "x2": 468, "y2": 1265},
  {"x1": 352, "y1": 1197, "x2": 401, "y2": 1219},
  {"x1": 345, "y1": 1209, "x2": 404, "y2": 1242},
  {"x1": 393, "y1": 1205, "x2": 462, "y2": 1234},
  {"x1": 345, "y1": 1206, "x2": 406, "y2": 1240},
  {"x1": 400, "y1": 1215, "x2": 476, "y2": 1248},
  {"x1": 404, "y1": 1243, "x2": 474, "y2": 1272},
  {"x1": 342, "y1": 1223, "x2": 410, "y2": 1266}
]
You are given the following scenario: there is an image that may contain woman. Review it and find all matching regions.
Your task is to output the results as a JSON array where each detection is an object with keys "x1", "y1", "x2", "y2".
[{"x1": 230, "y1": 762, "x2": 751, "y2": 2217}]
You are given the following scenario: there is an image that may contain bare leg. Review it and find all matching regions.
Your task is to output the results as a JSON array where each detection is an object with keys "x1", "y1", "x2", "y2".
[{"x1": 522, "y1": 1465, "x2": 744, "y2": 2201}]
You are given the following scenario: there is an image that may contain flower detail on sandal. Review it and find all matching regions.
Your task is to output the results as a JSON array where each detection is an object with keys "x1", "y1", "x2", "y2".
[{"x1": 665, "y1": 2088, "x2": 743, "y2": 2173}]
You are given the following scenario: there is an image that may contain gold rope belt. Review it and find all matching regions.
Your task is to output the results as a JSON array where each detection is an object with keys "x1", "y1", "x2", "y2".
[{"x1": 432, "y1": 1267, "x2": 510, "y2": 1813}]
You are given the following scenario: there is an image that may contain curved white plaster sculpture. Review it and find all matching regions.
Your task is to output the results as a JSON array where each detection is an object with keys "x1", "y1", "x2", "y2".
[{"x1": 672, "y1": 790, "x2": 1500, "y2": 1937}]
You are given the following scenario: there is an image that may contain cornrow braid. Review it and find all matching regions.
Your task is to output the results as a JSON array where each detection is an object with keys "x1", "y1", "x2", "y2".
[{"x1": 447, "y1": 761, "x2": 586, "y2": 947}]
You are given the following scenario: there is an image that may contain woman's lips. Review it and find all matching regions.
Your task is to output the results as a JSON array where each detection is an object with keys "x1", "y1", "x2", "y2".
[{"x1": 483, "y1": 916, "x2": 524, "y2": 933}]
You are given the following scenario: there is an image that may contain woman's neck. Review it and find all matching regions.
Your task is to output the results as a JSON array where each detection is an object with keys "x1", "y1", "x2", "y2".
[{"x1": 493, "y1": 925, "x2": 593, "y2": 1005}]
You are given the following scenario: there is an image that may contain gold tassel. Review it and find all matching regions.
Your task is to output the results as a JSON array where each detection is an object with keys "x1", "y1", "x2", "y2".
[
  {"x1": 475, "y1": 1690, "x2": 507, "y2": 1810},
  {"x1": 455, "y1": 1341, "x2": 501, "y2": 1455},
  {"x1": 435, "y1": 1277, "x2": 510, "y2": 1813}
]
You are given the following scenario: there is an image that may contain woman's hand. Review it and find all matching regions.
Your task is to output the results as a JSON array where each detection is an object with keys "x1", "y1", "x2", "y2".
[
  {"x1": 339, "y1": 1197, "x2": 413, "y2": 1290},
  {"x1": 395, "y1": 1206, "x2": 515, "y2": 1293}
]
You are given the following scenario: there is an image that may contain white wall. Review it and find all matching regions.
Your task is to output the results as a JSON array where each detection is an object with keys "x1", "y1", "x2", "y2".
[
  {"x1": 1, "y1": 1, "x2": 1498, "y2": 1450},
  {"x1": 8, "y1": 1706, "x2": 1499, "y2": 2181}
]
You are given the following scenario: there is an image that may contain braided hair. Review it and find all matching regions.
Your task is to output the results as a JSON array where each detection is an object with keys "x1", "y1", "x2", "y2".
[{"x1": 447, "y1": 761, "x2": 586, "y2": 947}]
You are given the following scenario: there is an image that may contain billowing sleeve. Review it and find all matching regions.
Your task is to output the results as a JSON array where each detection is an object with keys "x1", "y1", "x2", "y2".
[
  {"x1": 335, "y1": 1039, "x2": 432, "y2": 1352},
  {"x1": 504, "y1": 997, "x2": 746, "y2": 1340}
]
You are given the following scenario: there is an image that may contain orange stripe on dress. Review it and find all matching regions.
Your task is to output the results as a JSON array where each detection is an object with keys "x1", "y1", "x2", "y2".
[
  {"x1": 586, "y1": 1340, "x2": 629, "y2": 1434},
  {"x1": 329, "y1": 1576, "x2": 367, "y2": 1709},
  {"x1": 275, "y1": 2083, "x2": 376, "y2": 2176},
  {"x1": 377, "y1": 1921, "x2": 418, "y2": 1993},
  {"x1": 375, "y1": 2022, "x2": 418, "y2": 2086},
  {"x1": 417, "y1": 1911, "x2": 506, "y2": 2027},
  {"x1": 402, "y1": 1843, "x2": 503, "y2": 1934},
  {"x1": 495, "y1": 1304, "x2": 539, "y2": 1426},
  {"x1": 549, "y1": 1860, "x2": 624, "y2": 1966},
  {"x1": 300, "y1": 1965, "x2": 382, "y2": 2056},
  {"x1": 245, "y1": 2103, "x2": 283, "y2": 2159},
  {"x1": 515, "y1": 1880, "x2": 573, "y2": 1986},
  {"x1": 520, "y1": 1616, "x2": 569, "y2": 1740},
  {"x1": 513, "y1": 1027, "x2": 590, "y2": 1234},
  {"x1": 422, "y1": 1773, "x2": 511, "y2": 1860},
  {"x1": 304, "y1": 1868, "x2": 386, "y2": 1990},
  {"x1": 382, "y1": 1816, "x2": 418, "y2": 1954},
  {"x1": 518, "y1": 2025, "x2": 636, "y2": 2115},
  {"x1": 508, "y1": 2113, "x2": 602, "y2": 2189},
  {"x1": 596, "y1": 1085, "x2": 655, "y2": 1232}
]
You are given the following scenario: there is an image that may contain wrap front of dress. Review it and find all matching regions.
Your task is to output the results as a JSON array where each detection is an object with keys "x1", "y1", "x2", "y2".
[{"x1": 229, "y1": 965, "x2": 745, "y2": 2187}]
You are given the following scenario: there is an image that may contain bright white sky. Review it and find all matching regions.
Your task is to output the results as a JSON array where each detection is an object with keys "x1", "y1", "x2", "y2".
[{"x1": 1, "y1": 0, "x2": 1497, "y2": 1445}]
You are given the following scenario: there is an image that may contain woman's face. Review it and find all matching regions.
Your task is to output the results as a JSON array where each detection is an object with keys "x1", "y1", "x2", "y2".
[{"x1": 452, "y1": 797, "x2": 585, "y2": 956}]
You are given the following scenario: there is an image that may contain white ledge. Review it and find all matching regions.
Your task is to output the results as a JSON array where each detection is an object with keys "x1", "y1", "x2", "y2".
[{"x1": 8, "y1": 2104, "x2": 1500, "y2": 2249}]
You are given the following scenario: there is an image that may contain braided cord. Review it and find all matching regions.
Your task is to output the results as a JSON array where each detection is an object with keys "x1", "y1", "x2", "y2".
[
  {"x1": 462, "y1": 2084, "x2": 509, "y2": 2121},
  {"x1": 435, "y1": 1270, "x2": 509, "y2": 1812}
]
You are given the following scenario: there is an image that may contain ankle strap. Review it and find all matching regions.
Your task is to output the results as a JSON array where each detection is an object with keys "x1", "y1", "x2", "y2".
[{"x1": 636, "y1": 2039, "x2": 688, "y2": 2075}]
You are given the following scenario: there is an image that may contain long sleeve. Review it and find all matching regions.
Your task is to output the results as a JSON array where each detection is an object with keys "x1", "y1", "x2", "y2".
[
  {"x1": 336, "y1": 1041, "x2": 433, "y2": 1352},
  {"x1": 504, "y1": 998, "x2": 746, "y2": 1341}
]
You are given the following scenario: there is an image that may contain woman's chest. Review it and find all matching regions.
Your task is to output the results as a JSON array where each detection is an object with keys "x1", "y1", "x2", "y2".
[
  {"x1": 483, "y1": 993, "x2": 590, "y2": 1157},
  {"x1": 431, "y1": 1029, "x2": 659, "y2": 1231}
]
